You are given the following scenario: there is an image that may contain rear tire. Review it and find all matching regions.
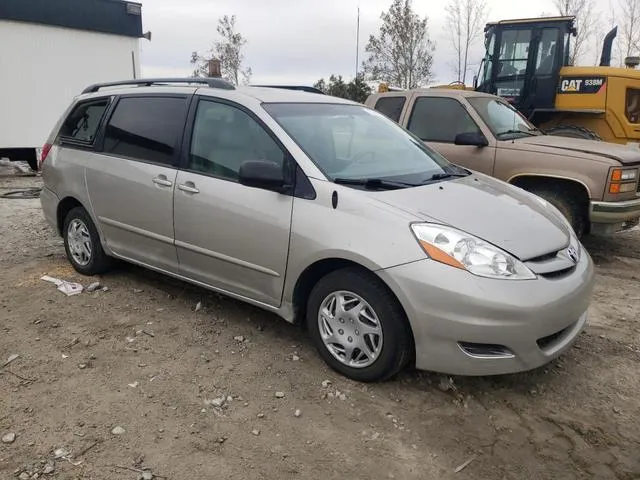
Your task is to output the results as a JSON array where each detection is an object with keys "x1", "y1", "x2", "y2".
[
  {"x1": 527, "y1": 186, "x2": 587, "y2": 238},
  {"x1": 306, "y1": 268, "x2": 412, "y2": 382},
  {"x1": 63, "y1": 206, "x2": 113, "y2": 276},
  {"x1": 544, "y1": 125, "x2": 602, "y2": 141}
]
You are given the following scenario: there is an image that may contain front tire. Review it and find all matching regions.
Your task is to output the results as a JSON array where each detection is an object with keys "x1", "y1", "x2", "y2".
[
  {"x1": 63, "y1": 206, "x2": 113, "y2": 276},
  {"x1": 528, "y1": 186, "x2": 587, "y2": 238},
  {"x1": 306, "y1": 268, "x2": 412, "y2": 382}
]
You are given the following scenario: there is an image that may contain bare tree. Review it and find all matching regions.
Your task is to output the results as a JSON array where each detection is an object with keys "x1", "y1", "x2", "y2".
[
  {"x1": 554, "y1": 0, "x2": 598, "y2": 65},
  {"x1": 362, "y1": 0, "x2": 436, "y2": 88},
  {"x1": 190, "y1": 15, "x2": 252, "y2": 85},
  {"x1": 444, "y1": 0, "x2": 488, "y2": 83},
  {"x1": 618, "y1": 0, "x2": 640, "y2": 60}
]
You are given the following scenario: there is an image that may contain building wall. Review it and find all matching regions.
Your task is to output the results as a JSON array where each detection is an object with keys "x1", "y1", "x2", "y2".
[{"x1": 0, "y1": 20, "x2": 141, "y2": 149}]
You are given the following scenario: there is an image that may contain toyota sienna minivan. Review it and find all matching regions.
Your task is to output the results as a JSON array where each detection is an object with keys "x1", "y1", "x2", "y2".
[{"x1": 39, "y1": 78, "x2": 595, "y2": 382}]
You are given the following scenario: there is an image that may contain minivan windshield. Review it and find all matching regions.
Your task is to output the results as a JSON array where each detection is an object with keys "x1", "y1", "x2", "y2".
[
  {"x1": 467, "y1": 96, "x2": 541, "y2": 139},
  {"x1": 263, "y1": 103, "x2": 467, "y2": 188}
]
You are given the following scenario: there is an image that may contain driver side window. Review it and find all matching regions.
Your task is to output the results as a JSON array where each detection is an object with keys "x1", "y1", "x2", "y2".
[
  {"x1": 407, "y1": 97, "x2": 482, "y2": 143},
  {"x1": 189, "y1": 100, "x2": 285, "y2": 181}
]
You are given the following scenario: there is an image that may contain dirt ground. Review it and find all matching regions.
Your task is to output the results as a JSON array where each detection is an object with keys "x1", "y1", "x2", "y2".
[{"x1": 0, "y1": 170, "x2": 639, "y2": 480}]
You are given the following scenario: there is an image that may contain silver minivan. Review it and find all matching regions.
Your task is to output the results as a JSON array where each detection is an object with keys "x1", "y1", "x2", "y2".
[{"x1": 39, "y1": 78, "x2": 595, "y2": 382}]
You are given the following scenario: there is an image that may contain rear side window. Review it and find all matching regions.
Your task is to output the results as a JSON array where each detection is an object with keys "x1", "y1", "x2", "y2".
[
  {"x1": 373, "y1": 96, "x2": 406, "y2": 122},
  {"x1": 407, "y1": 96, "x2": 480, "y2": 143},
  {"x1": 59, "y1": 99, "x2": 110, "y2": 144},
  {"x1": 102, "y1": 96, "x2": 189, "y2": 166}
]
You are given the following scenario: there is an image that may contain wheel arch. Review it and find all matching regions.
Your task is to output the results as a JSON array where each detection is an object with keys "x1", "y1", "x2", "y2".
[
  {"x1": 508, "y1": 174, "x2": 592, "y2": 235},
  {"x1": 56, "y1": 196, "x2": 87, "y2": 235},
  {"x1": 508, "y1": 173, "x2": 593, "y2": 200},
  {"x1": 292, "y1": 258, "x2": 415, "y2": 348}
]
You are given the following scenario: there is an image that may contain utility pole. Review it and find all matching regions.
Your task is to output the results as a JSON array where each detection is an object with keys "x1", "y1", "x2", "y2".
[{"x1": 355, "y1": 6, "x2": 360, "y2": 80}]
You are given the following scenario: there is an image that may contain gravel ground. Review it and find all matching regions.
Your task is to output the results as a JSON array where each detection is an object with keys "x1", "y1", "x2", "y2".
[{"x1": 0, "y1": 172, "x2": 639, "y2": 480}]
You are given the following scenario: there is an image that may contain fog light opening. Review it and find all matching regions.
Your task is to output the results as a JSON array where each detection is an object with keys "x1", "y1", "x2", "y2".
[{"x1": 458, "y1": 342, "x2": 515, "y2": 359}]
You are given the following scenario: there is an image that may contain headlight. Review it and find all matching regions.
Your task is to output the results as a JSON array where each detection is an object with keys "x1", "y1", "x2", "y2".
[
  {"x1": 611, "y1": 168, "x2": 638, "y2": 181},
  {"x1": 410, "y1": 223, "x2": 536, "y2": 280}
]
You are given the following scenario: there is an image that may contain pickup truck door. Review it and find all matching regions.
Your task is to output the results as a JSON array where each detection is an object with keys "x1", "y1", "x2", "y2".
[{"x1": 402, "y1": 94, "x2": 497, "y2": 176}]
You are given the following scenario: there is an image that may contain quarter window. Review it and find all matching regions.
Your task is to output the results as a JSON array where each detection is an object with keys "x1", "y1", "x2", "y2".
[
  {"x1": 59, "y1": 99, "x2": 110, "y2": 144},
  {"x1": 407, "y1": 97, "x2": 481, "y2": 143},
  {"x1": 189, "y1": 100, "x2": 285, "y2": 180},
  {"x1": 102, "y1": 96, "x2": 188, "y2": 166},
  {"x1": 373, "y1": 96, "x2": 407, "y2": 122}
]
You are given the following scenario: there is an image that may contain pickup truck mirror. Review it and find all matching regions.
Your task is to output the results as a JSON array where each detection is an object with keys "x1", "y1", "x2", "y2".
[{"x1": 454, "y1": 131, "x2": 489, "y2": 147}]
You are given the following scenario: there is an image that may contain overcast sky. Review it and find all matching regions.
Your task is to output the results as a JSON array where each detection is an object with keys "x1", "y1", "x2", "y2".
[{"x1": 138, "y1": 0, "x2": 563, "y2": 85}]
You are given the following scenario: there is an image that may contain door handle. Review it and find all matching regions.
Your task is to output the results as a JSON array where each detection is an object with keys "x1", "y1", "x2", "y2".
[
  {"x1": 178, "y1": 182, "x2": 200, "y2": 194},
  {"x1": 152, "y1": 175, "x2": 173, "y2": 187}
]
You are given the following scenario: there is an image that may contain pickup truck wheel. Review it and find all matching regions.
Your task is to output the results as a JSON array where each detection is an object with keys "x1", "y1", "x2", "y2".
[
  {"x1": 528, "y1": 187, "x2": 587, "y2": 238},
  {"x1": 544, "y1": 125, "x2": 602, "y2": 141},
  {"x1": 306, "y1": 268, "x2": 412, "y2": 383},
  {"x1": 63, "y1": 206, "x2": 113, "y2": 276}
]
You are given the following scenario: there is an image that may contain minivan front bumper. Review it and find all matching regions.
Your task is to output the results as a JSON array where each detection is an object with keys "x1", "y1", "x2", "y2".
[{"x1": 376, "y1": 245, "x2": 595, "y2": 376}]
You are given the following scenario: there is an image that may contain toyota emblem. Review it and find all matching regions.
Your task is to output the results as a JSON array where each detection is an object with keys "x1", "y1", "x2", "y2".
[{"x1": 566, "y1": 246, "x2": 579, "y2": 263}]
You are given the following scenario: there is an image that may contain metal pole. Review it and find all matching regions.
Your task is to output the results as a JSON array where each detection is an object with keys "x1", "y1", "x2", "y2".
[{"x1": 355, "y1": 6, "x2": 360, "y2": 79}]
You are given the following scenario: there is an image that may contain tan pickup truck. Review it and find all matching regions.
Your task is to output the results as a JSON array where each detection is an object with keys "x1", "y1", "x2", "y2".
[{"x1": 364, "y1": 89, "x2": 640, "y2": 237}]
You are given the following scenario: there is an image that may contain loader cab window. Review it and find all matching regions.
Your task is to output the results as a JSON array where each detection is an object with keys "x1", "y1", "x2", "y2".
[
  {"x1": 479, "y1": 31, "x2": 496, "y2": 87},
  {"x1": 626, "y1": 88, "x2": 640, "y2": 124},
  {"x1": 493, "y1": 29, "x2": 531, "y2": 101},
  {"x1": 535, "y1": 28, "x2": 559, "y2": 75},
  {"x1": 564, "y1": 31, "x2": 572, "y2": 65},
  {"x1": 497, "y1": 29, "x2": 531, "y2": 78}
]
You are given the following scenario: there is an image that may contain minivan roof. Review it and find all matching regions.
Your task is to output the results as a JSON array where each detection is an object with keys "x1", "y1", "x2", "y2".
[{"x1": 76, "y1": 77, "x2": 357, "y2": 105}]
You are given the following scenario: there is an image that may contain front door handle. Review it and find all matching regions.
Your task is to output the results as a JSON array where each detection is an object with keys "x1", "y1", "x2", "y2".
[
  {"x1": 178, "y1": 182, "x2": 200, "y2": 194},
  {"x1": 152, "y1": 175, "x2": 173, "y2": 187}
]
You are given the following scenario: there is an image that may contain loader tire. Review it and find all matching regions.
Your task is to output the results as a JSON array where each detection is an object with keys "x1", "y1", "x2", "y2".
[{"x1": 544, "y1": 125, "x2": 602, "y2": 141}]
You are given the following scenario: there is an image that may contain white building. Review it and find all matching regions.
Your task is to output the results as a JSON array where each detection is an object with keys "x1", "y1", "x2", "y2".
[{"x1": 0, "y1": 0, "x2": 145, "y2": 169}]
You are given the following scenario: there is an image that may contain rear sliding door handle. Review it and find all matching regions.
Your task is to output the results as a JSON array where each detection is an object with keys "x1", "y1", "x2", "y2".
[
  {"x1": 152, "y1": 175, "x2": 173, "y2": 187},
  {"x1": 178, "y1": 182, "x2": 200, "y2": 194}
]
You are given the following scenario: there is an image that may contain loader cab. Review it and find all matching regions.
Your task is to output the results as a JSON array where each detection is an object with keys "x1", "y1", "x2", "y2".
[{"x1": 475, "y1": 16, "x2": 576, "y2": 120}]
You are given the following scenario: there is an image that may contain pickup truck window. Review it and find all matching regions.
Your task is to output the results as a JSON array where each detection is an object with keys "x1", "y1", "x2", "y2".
[
  {"x1": 407, "y1": 97, "x2": 481, "y2": 143},
  {"x1": 467, "y1": 96, "x2": 539, "y2": 139},
  {"x1": 373, "y1": 96, "x2": 406, "y2": 122}
]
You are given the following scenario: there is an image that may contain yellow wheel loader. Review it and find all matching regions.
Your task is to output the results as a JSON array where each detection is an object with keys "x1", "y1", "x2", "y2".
[{"x1": 472, "y1": 16, "x2": 640, "y2": 145}]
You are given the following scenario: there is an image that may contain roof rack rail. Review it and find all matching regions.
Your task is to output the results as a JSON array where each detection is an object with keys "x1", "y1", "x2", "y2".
[
  {"x1": 81, "y1": 77, "x2": 235, "y2": 94},
  {"x1": 251, "y1": 85, "x2": 325, "y2": 94}
]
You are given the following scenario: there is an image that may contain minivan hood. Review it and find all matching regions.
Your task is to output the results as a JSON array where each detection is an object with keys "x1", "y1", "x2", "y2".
[
  {"x1": 511, "y1": 135, "x2": 640, "y2": 165},
  {"x1": 369, "y1": 173, "x2": 571, "y2": 261}
]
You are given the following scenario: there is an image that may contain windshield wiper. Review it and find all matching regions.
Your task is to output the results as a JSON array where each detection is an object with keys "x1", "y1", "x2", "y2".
[
  {"x1": 428, "y1": 172, "x2": 469, "y2": 181},
  {"x1": 333, "y1": 177, "x2": 416, "y2": 190},
  {"x1": 496, "y1": 129, "x2": 537, "y2": 138}
]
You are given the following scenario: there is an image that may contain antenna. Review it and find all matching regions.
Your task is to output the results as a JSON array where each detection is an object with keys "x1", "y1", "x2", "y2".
[{"x1": 355, "y1": 6, "x2": 360, "y2": 80}]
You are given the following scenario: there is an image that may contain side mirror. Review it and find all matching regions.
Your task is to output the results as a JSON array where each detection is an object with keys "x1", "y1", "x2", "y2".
[
  {"x1": 454, "y1": 131, "x2": 489, "y2": 147},
  {"x1": 238, "y1": 160, "x2": 288, "y2": 193}
]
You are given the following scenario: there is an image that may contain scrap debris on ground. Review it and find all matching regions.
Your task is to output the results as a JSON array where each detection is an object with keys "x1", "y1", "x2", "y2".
[{"x1": 1, "y1": 174, "x2": 639, "y2": 479}]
